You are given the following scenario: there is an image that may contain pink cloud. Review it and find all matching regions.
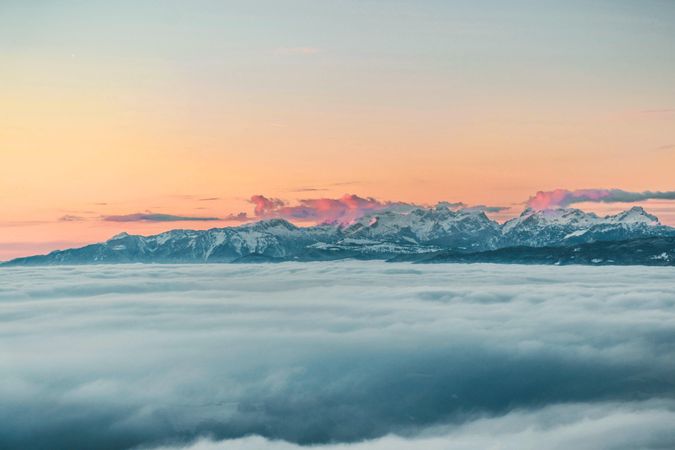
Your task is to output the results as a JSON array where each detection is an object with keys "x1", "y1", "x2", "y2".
[
  {"x1": 250, "y1": 195, "x2": 286, "y2": 216},
  {"x1": 528, "y1": 189, "x2": 611, "y2": 210},
  {"x1": 527, "y1": 189, "x2": 675, "y2": 210},
  {"x1": 249, "y1": 194, "x2": 395, "y2": 225}
]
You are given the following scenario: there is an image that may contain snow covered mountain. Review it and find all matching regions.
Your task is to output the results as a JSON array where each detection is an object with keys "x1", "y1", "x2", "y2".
[
  {"x1": 10, "y1": 219, "x2": 340, "y2": 265},
  {"x1": 341, "y1": 206, "x2": 502, "y2": 251},
  {"x1": 305, "y1": 206, "x2": 501, "y2": 257},
  {"x1": 501, "y1": 206, "x2": 671, "y2": 247},
  {"x1": 4, "y1": 205, "x2": 675, "y2": 265}
]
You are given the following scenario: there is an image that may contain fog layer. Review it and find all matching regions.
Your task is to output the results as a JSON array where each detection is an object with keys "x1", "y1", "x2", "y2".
[{"x1": 1, "y1": 262, "x2": 674, "y2": 449}]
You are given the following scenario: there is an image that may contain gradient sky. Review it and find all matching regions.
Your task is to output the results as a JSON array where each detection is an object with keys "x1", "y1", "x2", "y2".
[{"x1": 1, "y1": 0, "x2": 675, "y2": 260}]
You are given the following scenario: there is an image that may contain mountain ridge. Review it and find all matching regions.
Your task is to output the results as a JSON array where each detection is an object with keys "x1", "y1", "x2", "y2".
[{"x1": 3, "y1": 205, "x2": 675, "y2": 266}]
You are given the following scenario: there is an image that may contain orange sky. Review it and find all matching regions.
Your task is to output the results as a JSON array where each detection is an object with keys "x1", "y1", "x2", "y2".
[{"x1": 1, "y1": 1, "x2": 674, "y2": 260}]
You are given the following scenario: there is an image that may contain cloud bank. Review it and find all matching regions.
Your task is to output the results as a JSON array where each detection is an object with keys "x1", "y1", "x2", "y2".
[
  {"x1": 158, "y1": 402, "x2": 675, "y2": 450},
  {"x1": 1, "y1": 262, "x2": 674, "y2": 449},
  {"x1": 527, "y1": 188, "x2": 675, "y2": 210},
  {"x1": 249, "y1": 194, "x2": 407, "y2": 224}
]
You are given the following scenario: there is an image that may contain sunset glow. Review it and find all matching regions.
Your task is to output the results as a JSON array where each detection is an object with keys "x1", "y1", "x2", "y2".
[{"x1": 1, "y1": 1, "x2": 674, "y2": 260}]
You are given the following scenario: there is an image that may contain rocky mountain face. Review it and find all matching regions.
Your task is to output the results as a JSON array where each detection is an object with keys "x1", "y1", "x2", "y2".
[
  {"x1": 4, "y1": 205, "x2": 675, "y2": 266},
  {"x1": 8, "y1": 219, "x2": 339, "y2": 265},
  {"x1": 342, "y1": 206, "x2": 502, "y2": 250}
]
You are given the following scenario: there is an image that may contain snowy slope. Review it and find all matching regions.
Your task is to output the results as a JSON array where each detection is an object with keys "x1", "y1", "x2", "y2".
[{"x1": 501, "y1": 206, "x2": 670, "y2": 247}]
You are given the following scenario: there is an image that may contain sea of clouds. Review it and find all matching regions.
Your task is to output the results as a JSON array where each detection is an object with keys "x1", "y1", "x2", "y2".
[{"x1": 1, "y1": 262, "x2": 674, "y2": 450}]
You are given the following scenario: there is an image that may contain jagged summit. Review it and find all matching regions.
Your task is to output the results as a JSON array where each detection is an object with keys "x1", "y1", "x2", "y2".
[
  {"x1": 609, "y1": 206, "x2": 659, "y2": 224},
  {"x1": 4, "y1": 205, "x2": 674, "y2": 266},
  {"x1": 108, "y1": 232, "x2": 131, "y2": 241},
  {"x1": 501, "y1": 206, "x2": 668, "y2": 247},
  {"x1": 339, "y1": 206, "x2": 501, "y2": 250},
  {"x1": 512, "y1": 205, "x2": 658, "y2": 225},
  {"x1": 241, "y1": 218, "x2": 298, "y2": 231},
  {"x1": 504, "y1": 207, "x2": 595, "y2": 230}
]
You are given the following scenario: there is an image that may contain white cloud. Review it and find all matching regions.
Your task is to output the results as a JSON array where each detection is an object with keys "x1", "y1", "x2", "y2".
[
  {"x1": 0, "y1": 262, "x2": 674, "y2": 449},
  {"x1": 158, "y1": 401, "x2": 675, "y2": 450}
]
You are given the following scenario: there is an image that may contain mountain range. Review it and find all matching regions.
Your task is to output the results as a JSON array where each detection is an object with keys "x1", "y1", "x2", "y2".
[{"x1": 4, "y1": 205, "x2": 675, "y2": 266}]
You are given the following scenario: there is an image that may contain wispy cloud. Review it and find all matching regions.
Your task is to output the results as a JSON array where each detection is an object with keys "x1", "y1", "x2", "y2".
[
  {"x1": 463, "y1": 204, "x2": 511, "y2": 213},
  {"x1": 102, "y1": 213, "x2": 221, "y2": 222},
  {"x1": 288, "y1": 181, "x2": 360, "y2": 192},
  {"x1": 436, "y1": 201, "x2": 510, "y2": 213},
  {"x1": 527, "y1": 188, "x2": 675, "y2": 210},
  {"x1": 58, "y1": 215, "x2": 85, "y2": 222},
  {"x1": 329, "y1": 181, "x2": 360, "y2": 187},
  {"x1": 291, "y1": 187, "x2": 329, "y2": 193},
  {"x1": 223, "y1": 212, "x2": 250, "y2": 222}
]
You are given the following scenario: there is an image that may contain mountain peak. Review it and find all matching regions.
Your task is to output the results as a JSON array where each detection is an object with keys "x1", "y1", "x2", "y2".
[
  {"x1": 505, "y1": 207, "x2": 597, "y2": 231},
  {"x1": 608, "y1": 206, "x2": 659, "y2": 225},
  {"x1": 513, "y1": 205, "x2": 661, "y2": 225},
  {"x1": 243, "y1": 218, "x2": 298, "y2": 231},
  {"x1": 108, "y1": 232, "x2": 131, "y2": 241}
]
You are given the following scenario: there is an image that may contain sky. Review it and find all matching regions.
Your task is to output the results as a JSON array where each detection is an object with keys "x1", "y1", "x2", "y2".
[{"x1": 1, "y1": 0, "x2": 675, "y2": 259}]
